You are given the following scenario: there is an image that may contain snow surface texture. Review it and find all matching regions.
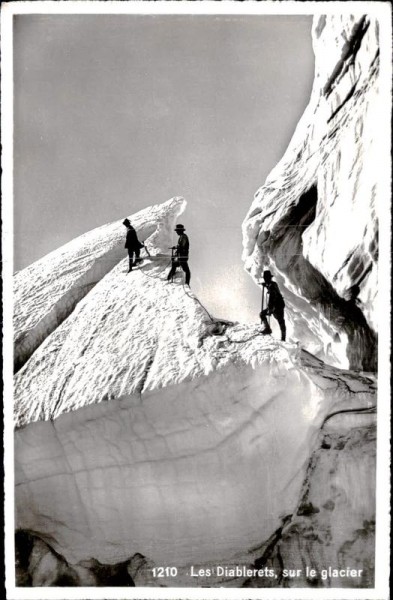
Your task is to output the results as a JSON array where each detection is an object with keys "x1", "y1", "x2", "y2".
[
  {"x1": 14, "y1": 198, "x2": 376, "y2": 586},
  {"x1": 242, "y1": 15, "x2": 380, "y2": 371},
  {"x1": 13, "y1": 196, "x2": 185, "y2": 372},
  {"x1": 16, "y1": 345, "x2": 375, "y2": 572}
]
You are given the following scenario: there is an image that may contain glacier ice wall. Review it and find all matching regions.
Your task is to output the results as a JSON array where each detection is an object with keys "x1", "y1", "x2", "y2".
[
  {"x1": 242, "y1": 15, "x2": 380, "y2": 371},
  {"x1": 15, "y1": 348, "x2": 375, "y2": 570},
  {"x1": 14, "y1": 191, "x2": 376, "y2": 584},
  {"x1": 244, "y1": 413, "x2": 376, "y2": 589}
]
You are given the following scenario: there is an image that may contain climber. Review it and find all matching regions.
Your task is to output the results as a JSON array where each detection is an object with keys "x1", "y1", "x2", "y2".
[
  {"x1": 259, "y1": 270, "x2": 286, "y2": 341},
  {"x1": 123, "y1": 218, "x2": 144, "y2": 273},
  {"x1": 167, "y1": 224, "x2": 191, "y2": 285}
]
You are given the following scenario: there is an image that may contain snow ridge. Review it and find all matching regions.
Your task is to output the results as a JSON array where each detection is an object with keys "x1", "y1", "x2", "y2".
[{"x1": 13, "y1": 197, "x2": 185, "y2": 372}]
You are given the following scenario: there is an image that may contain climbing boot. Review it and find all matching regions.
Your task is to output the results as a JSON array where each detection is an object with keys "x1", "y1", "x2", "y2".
[{"x1": 262, "y1": 327, "x2": 272, "y2": 336}]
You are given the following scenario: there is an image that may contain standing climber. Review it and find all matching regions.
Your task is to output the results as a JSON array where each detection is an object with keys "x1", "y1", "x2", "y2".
[
  {"x1": 259, "y1": 270, "x2": 286, "y2": 341},
  {"x1": 167, "y1": 224, "x2": 191, "y2": 285},
  {"x1": 123, "y1": 218, "x2": 143, "y2": 273}
]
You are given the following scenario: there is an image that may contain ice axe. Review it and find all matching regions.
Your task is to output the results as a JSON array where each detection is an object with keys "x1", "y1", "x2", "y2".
[
  {"x1": 259, "y1": 280, "x2": 270, "y2": 327},
  {"x1": 259, "y1": 281, "x2": 265, "y2": 323},
  {"x1": 168, "y1": 247, "x2": 177, "y2": 283}
]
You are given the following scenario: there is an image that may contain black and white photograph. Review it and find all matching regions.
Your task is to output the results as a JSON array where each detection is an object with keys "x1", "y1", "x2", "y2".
[{"x1": 2, "y1": 1, "x2": 391, "y2": 599}]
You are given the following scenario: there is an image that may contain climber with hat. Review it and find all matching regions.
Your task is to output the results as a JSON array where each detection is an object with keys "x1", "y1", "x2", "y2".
[
  {"x1": 259, "y1": 270, "x2": 286, "y2": 341},
  {"x1": 123, "y1": 218, "x2": 144, "y2": 273},
  {"x1": 167, "y1": 224, "x2": 191, "y2": 286}
]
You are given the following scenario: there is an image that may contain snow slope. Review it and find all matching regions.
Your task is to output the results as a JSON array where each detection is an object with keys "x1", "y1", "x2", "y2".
[
  {"x1": 14, "y1": 197, "x2": 376, "y2": 585},
  {"x1": 242, "y1": 15, "x2": 380, "y2": 371},
  {"x1": 15, "y1": 334, "x2": 375, "y2": 570},
  {"x1": 14, "y1": 196, "x2": 185, "y2": 372}
]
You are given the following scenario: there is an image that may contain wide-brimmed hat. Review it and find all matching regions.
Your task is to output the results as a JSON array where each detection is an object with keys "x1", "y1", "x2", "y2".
[
  {"x1": 263, "y1": 270, "x2": 272, "y2": 281},
  {"x1": 174, "y1": 224, "x2": 185, "y2": 231}
]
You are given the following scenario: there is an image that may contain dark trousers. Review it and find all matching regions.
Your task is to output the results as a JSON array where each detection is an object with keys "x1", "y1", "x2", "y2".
[
  {"x1": 167, "y1": 258, "x2": 191, "y2": 285},
  {"x1": 127, "y1": 247, "x2": 141, "y2": 271},
  {"x1": 261, "y1": 308, "x2": 286, "y2": 341}
]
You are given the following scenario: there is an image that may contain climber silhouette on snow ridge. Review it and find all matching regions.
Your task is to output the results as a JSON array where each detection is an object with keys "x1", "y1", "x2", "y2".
[
  {"x1": 123, "y1": 218, "x2": 144, "y2": 273},
  {"x1": 123, "y1": 217, "x2": 287, "y2": 342},
  {"x1": 167, "y1": 224, "x2": 191, "y2": 286},
  {"x1": 260, "y1": 270, "x2": 286, "y2": 341}
]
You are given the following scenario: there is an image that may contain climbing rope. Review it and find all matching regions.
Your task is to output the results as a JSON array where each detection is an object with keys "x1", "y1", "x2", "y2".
[
  {"x1": 133, "y1": 249, "x2": 215, "y2": 322},
  {"x1": 226, "y1": 332, "x2": 265, "y2": 345},
  {"x1": 132, "y1": 250, "x2": 172, "y2": 281},
  {"x1": 182, "y1": 282, "x2": 215, "y2": 322}
]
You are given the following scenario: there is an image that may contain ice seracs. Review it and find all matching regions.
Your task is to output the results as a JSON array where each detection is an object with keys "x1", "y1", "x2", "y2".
[
  {"x1": 14, "y1": 192, "x2": 376, "y2": 583},
  {"x1": 242, "y1": 15, "x2": 380, "y2": 372},
  {"x1": 14, "y1": 196, "x2": 186, "y2": 372},
  {"x1": 14, "y1": 190, "x2": 376, "y2": 583},
  {"x1": 15, "y1": 334, "x2": 375, "y2": 571}
]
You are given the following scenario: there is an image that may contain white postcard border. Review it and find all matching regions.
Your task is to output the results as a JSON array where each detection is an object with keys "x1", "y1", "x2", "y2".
[{"x1": 2, "y1": 2, "x2": 391, "y2": 599}]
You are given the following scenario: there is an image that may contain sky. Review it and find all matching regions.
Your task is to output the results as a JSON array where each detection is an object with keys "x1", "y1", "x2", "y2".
[{"x1": 13, "y1": 13, "x2": 314, "y2": 322}]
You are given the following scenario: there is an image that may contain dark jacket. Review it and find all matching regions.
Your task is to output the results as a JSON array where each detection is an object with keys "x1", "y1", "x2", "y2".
[
  {"x1": 267, "y1": 281, "x2": 285, "y2": 312},
  {"x1": 125, "y1": 226, "x2": 143, "y2": 251},
  {"x1": 176, "y1": 233, "x2": 189, "y2": 259}
]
